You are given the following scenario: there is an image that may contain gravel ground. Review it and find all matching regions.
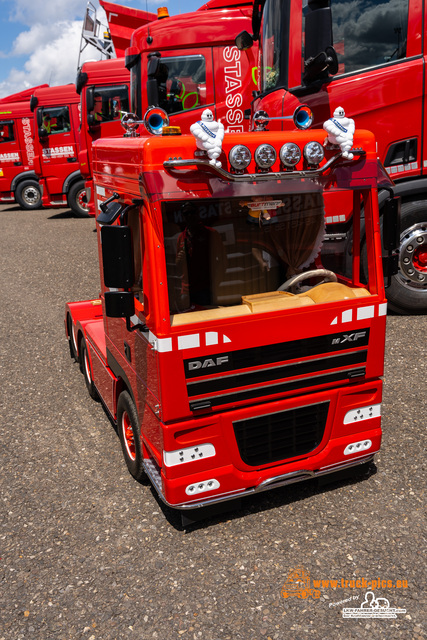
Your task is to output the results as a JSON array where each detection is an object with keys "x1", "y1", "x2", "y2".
[{"x1": 1, "y1": 203, "x2": 425, "y2": 640}]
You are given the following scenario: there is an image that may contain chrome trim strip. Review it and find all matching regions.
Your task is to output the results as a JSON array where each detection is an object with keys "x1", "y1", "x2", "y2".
[{"x1": 143, "y1": 454, "x2": 375, "y2": 511}]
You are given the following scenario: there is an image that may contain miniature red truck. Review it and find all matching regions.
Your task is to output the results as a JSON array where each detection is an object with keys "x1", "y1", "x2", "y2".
[
  {"x1": 0, "y1": 86, "x2": 48, "y2": 209},
  {"x1": 30, "y1": 84, "x2": 89, "y2": 217},
  {"x1": 65, "y1": 107, "x2": 398, "y2": 520},
  {"x1": 235, "y1": 0, "x2": 427, "y2": 314}
]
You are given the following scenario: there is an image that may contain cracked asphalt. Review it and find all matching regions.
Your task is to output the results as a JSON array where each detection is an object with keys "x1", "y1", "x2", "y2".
[{"x1": 1, "y1": 203, "x2": 425, "y2": 640}]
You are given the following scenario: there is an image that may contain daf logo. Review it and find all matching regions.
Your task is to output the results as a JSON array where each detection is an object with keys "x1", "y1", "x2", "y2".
[
  {"x1": 332, "y1": 331, "x2": 367, "y2": 345},
  {"x1": 188, "y1": 356, "x2": 229, "y2": 371}
]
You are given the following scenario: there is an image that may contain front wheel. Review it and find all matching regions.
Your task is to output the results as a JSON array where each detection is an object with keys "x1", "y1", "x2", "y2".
[
  {"x1": 386, "y1": 200, "x2": 427, "y2": 314},
  {"x1": 68, "y1": 180, "x2": 90, "y2": 218},
  {"x1": 117, "y1": 391, "x2": 146, "y2": 482},
  {"x1": 15, "y1": 179, "x2": 42, "y2": 210}
]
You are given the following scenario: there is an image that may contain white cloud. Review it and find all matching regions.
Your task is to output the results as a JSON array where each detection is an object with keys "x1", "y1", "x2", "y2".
[{"x1": 0, "y1": 20, "x2": 102, "y2": 98}]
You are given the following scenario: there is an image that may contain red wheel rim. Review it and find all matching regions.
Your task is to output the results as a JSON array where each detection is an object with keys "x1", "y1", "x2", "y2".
[{"x1": 122, "y1": 412, "x2": 136, "y2": 460}]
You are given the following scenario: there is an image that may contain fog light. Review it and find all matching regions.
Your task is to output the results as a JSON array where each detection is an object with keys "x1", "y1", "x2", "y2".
[
  {"x1": 229, "y1": 144, "x2": 251, "y2": 171},
  {"x1": 303, "y1": 141, "x2": 324, "y2": 166},
  {"x1": 185, "y1": 479, "x2": 220, "y2": 495},
  {"x1": 254, "y1": 144, "x2": 276, "y2": 170},
  {"x1": 344, "y1": 440, "x2": 372, "y2": 455},
  {"x1": 279, "y1": 142, "x2": 301, "y2": 168}
]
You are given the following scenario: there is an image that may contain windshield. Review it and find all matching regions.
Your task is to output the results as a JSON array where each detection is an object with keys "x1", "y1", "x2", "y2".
[
  {"x1": 150, "y1": 55, "x2": 208, "y2": 115},
  {"x1": 162, "y1": 186, "x2": 370, "y2": 318},
  {"x1": 261, "y1": 0, "x2": 290, "y2": 92}
]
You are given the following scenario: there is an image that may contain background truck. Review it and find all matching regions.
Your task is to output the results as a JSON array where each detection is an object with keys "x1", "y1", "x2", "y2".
[
  {"x1": 0, "y1": 85, "x2": 48, "y2": 209},
  {"x1": 30, "y1": 84, "x2": 89, "y2": 217},
  {"x1": 236, "y1": 0, "x2": 427, "y2": 314},
  {"x1": 125, "y1": 0, "x2": 258, "y2": 134},
  {"x1": 65, "y1": 106, "x2": 396, "y2": 521}
]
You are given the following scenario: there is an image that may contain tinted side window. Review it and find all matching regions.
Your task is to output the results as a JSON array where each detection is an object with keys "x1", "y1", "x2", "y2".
[
  {"x1": 331, "y1": 0, "x2": 409, "y2": 74},
  {"x1": 0, "y1": 121, "x2": 14, "y2": 143},
  {"x1": 90, "y1": 85, "x2": 129, "y2": 124},
  {"x1": 41, "y1": 107, "x2": 71, "y2": 134},
  {"x1": 156, "y1": 55, "x2": 207, "y2": 115}
]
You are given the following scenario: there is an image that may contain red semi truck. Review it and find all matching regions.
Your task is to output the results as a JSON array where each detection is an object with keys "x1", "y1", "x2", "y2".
[
  {"x1": 65, "y1": 108, "x2": 398, "y2": 520},
  {"x1": 235, "y1": 0, "x2": 427, "y2": 314},
  {"x1": 30, "y1": 84, "x2": 89, "y2": 217},
  {"x1": 0, "y1": 86, "x2": 49, "y2": 209}
]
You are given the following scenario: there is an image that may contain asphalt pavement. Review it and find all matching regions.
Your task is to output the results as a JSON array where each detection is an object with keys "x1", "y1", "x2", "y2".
[{"x1": 1, "y1": 203, "x2": 425, "y2": 640}]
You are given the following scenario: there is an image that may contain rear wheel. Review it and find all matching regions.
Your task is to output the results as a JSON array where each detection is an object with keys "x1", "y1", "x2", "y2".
[
  {"x1": 68, "y1": 180, "x2": 90, "y2": 218},
  {"x1": 15, "y1": 179, "x2": 42, "y2": 210},
  {"x1": 117, "y1": 391, "x2": 146, "y2": 481},
  {"x1": 66, "y1": 314, "x2": 78, "y2": 362},
  {"x1": 80, "y1": 338, "x2": 98, "y2": 400}
]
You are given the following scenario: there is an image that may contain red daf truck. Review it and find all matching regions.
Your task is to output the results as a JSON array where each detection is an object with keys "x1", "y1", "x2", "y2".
[
  {"x1": 235, "y1": 0, "x2": 427, "y2": 314},
  {"x1": 0, "y1": 85, "x2": 49, "y2": 209},
  {"x1": 30, "y1": 84, "x2": 89, "y2": 217},
  {"x1": 65, "y1": 107, "x2": 398, "y2": 521}
]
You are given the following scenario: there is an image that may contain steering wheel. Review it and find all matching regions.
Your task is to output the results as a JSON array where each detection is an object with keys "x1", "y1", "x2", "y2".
[{"x1": 277, "y1": 269, "x2": 337, "y2": 292}]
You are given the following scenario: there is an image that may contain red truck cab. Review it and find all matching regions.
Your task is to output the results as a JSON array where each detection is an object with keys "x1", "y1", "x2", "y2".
[
  {"x1": 66, "y1": 115, "x2": 397, "y2": 520},
  {"x1": 238, "y1": 0, "x2": 427, "y2": 314},
  {"x1": 30, "y1": 84, "x2": 89, "y2": 217}
]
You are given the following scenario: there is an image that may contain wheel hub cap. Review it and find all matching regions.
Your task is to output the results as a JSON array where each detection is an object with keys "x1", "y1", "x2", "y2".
[{"x1": 398, "y1": 223, "x2": 427, "y2": 287}]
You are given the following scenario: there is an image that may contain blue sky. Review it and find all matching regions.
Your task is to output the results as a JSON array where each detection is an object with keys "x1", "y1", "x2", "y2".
[{"x1": 0, "y1": 1, "x2": 203, "y2": 98}]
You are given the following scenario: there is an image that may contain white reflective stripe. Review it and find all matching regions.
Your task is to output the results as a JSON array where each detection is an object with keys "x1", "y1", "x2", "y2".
[
  {"x1": 357, "y1": 305, "x2": 375, "y2": 320},
  {"x1": 163, "y1": 443, "x2": 216, "y2": 467},
  {"x1": 206, "y1": 331, "x2": 218, "y2": 346},
  {"x1": 343, "y1": 403, "x2": 381, "y2": 425},
  {"x1": 378, "y1": 303, "x2": 387, "y2": 316},
  {"x1": 342, "y1": 309, "x2": 352, "y2": 323},
  {"x1": 148, "y1": 331, "x2": 172, "y2": 352},
  {"x1": 178, "y1": 334, "x2": 200, "y2": 350},
  {"x1": 331, "y1": 317, "x2": 338, "y2": 325},
  {"x1": 223, "y1": 335, "x2": 231, "y2": 343}
]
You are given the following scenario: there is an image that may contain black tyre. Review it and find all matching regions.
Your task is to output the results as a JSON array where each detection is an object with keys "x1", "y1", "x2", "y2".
[
  {"x1": 80, "y1": 339, "x2": 99, "y2": 400},
  {"x1": 117, "y1": 391, "x2": 146, "y2": 481},
  {"x1": 15, "y1": 179, "x2": 42, "y2": 210},
  {"x1": 67, "y1": 314, "x2": 78, "y2": 362},
  {"x1": 68, "y1": 180, "x2": 90, "y2": 218},
  {"x1": 385, "y1": 200, "x2": 427, "y2": 314}
]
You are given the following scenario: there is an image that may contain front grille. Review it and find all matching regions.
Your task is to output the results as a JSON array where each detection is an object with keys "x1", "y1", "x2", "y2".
[{"x1": 233, "y1": 402, "x2": 329, "y2": 466}]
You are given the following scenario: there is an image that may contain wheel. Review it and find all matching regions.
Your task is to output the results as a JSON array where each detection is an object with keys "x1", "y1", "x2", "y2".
[
  {"x1": 67, "y1": 314, "x2": 78, "y2": 362},
  {"x1": 80, "y1": 338, "x2": 98, "y2": 400},
  {"x1": 277, "y1": 268, "x2": 337, "y2": 292},
  {"x1": 15, "y1": 179, "x2": 42, "y2": 210},
  {"x1": 68, "y1": 180, "x2": 90, "y2": 218},
  {"x1": 117, "y1": 391, "x2": 146, "y2": 481},
  {"x1": 385, "y1": 200, "x2": 427, "y2": 314}
]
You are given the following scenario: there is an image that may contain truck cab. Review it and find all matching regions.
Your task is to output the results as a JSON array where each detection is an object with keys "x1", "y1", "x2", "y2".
[
  {"x1": 238, "y1": 0, "x2": 427, "y2": 314},
  {"x1": 30, "y1": 84, "x2": 89, "y2": 217},
  {"x1": 66, "y1": 116, "x2": 394, "y2": 518}
]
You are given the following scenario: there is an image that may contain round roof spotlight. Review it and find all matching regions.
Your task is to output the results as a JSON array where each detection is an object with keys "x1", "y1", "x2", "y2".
[
  {"x1": 279, "y1": 142, "x2": 301, "y2": 168},
  {"x1": 303, "y1": 141, "x2": 325, "y2": 167},
  {"x1": 254, "y1": 144, "x2": 276, "y2": 170},
  {"x1": 229, "y1": 144, "x2": 251, "y2": 171},
  {"x1": 293, "y1": 104, "x2": 314, "y2": 130}
]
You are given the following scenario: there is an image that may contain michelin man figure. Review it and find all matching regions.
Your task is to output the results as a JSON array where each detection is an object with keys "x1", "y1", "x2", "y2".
[
  {"x1": 190, "y1": 109, "x2": 225, "y2": 167},
  {"x1": 323, "y1": 106, "x2": 355, "y2": 159}
]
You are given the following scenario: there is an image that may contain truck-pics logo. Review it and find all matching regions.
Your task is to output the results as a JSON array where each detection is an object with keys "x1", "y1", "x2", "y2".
[
  {"x1": 342, "y1": 591, "x2": 406, "y2": 619},
  {"x1": 281, "y1": 566, "x2": 321, "y2": 600}
]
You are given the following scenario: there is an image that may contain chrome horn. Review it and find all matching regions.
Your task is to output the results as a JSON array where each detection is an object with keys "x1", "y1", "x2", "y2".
[
  {"x1": 253, "y1": 104, "x2": 314, "y2": 131},
  {"x1": 120, "y1": 107, "x2": 169, "y2": 137}
]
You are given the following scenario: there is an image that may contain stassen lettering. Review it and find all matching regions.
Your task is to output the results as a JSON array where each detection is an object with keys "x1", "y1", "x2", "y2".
[
  {"x1": 223, "y1": 46, "x2": 244, "y2": 133},
  {"x1": 188, "y1": 356, "x2": 229, "y2": 371}
]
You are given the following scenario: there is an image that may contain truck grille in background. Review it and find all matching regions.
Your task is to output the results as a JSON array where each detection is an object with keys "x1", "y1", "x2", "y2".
[{"x1": 233, "y1": 402, "x2": 329, "y2": 466}]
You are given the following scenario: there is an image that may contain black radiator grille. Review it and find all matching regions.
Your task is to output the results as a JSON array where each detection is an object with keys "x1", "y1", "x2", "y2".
[{"x1": 233, "y1": 402, "x2": 329, "y2": 466}]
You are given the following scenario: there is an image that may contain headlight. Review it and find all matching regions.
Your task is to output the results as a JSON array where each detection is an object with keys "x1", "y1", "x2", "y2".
[
  {"x1": 303, "y1": 141, "x2": 325, "y2": 166},
  {"x1": 229, "y1": 145, "x2": 251, "y2": 171},
  {"x1": 254, "y1": 144, "x2": 276, "y2": 170},
  {"x1": 279, "y1": 142, "x2": 301, "y2": 168}
]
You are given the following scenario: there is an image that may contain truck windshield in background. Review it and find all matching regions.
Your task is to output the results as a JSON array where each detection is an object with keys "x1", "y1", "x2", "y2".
[
  {"x1": 88, "y1": 85, "x2": 129, "y2": 124},
  {"x1": 149, "y1": 54, "x2": 208, "y2": 115},
  {"x1": 0, "y1": 121, "x2": 14, "y2": 143},
  {"x1": 261, "y1": 0, "x2": 290, "y2": 91}
]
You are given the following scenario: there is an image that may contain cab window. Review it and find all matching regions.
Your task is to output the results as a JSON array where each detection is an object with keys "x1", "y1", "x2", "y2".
[
  {"x1": 89, "y1": 85, "x2": 129, "y2": 124},
  {"x1": 154, "y1": 55, "x2": 208, "y2": 115},
  {"x1": 0, "y1": 121, "x2": 14, "y2": 143},
  {"x1": 41, "y1": 107, "x2": 71, "y2": 134}
]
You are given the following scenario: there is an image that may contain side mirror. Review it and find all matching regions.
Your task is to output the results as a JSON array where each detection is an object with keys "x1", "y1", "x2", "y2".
[
  {"x1": 235, "y1": 30, "x2": 254, "y2": 51},
  {"x1": 104, "y1": 291, "x2": 135, "y2": 318},
  {"x1": 38, "y1": 126, "x2": 48, "y2": 139},
  {"x1": 101, "y1": 225, "x2": 134, "y2": 289}
]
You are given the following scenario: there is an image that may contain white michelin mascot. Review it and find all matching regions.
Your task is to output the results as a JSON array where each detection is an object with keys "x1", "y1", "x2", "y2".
[
  {"x1": 323, "y1": 106, "x2": 355, "y2": 159},
  {"x1": 190, "y1": 109, "x2": 225, "y2": 167}
]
